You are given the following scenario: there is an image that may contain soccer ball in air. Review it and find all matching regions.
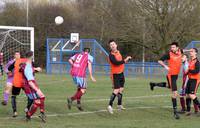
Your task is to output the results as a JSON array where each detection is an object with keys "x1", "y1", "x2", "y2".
[{"x1": 55, "y1": 16, "x2": 64, "y2": 25}]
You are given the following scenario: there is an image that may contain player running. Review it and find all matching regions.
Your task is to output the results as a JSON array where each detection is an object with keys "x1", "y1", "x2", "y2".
[
  {"x1": 185, "y1": 48, "x2": 200, "y2": 116},
  {"x1": 1, "y1": 52, "x2": 20, "y2": 105},
  {"x1": 107, "y1": 39, "x2": 132, "y2": 114},
  {"x1": 20, "y1": 51, "x2": 46, "y2": 122},
  {"x1": 149, "y1": 42, "x2": 182, "y2": 119},
  {"x1": 67, "y1": 48, "x2": 96, "y2": 111}
]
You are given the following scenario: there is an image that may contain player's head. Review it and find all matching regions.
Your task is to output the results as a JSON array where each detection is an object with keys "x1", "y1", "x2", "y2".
[
  {"x1": 83, "y1": 48, "x2": 90, "y2": 53},
  {"x1": 109, "y1": 39, "x2": 117, "y2": 52},
  {"x1": 170, "y1": 42, "x2": 179, "y2": 52},
  {"x1": 189, "y1": 48, "x2": 198, "y2": 58},
  {"x1": 182, "y1": 54, "x2": 188, "y2": 62},
  {"x1": 25, "y1": 51, "x2": 33, "y2": 60},
  {"x1": 14, "y1": 51, "x2": 20, "y2": 59}
]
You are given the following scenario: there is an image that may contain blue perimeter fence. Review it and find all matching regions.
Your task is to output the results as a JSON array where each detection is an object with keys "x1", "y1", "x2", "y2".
[{"x1": 46, "y1": 39, "x2": 200, "y2": 78}]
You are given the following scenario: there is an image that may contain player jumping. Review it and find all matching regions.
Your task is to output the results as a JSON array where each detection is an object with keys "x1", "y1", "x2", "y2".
[
  {"x1": 149, "y1": 42, "x2": 182, "y2": 119},
  {"x1": 107, "y1": 39, "x2": 132, "y2": 114},
  {"x1": 67, "y1": 48, "x2": 96, "y2": 111}
]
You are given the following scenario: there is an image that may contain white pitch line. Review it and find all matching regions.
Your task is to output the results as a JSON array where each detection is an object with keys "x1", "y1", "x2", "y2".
[
  {"x1": 16, "y1": 94, "x2": 170, "y2": 103},
  {"x1": 0, "y1": 105, "x2": 172, "y2": 120}
]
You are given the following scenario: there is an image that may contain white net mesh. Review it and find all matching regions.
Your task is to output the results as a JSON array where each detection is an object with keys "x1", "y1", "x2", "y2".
[{"x1": 0, "y1": 27, "x2": 33, "y2": 63}]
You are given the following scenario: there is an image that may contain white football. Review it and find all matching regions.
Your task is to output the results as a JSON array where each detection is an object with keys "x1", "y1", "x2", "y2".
[{"x1": 55, "y1": 16, "x2": 64, "y2": 25}]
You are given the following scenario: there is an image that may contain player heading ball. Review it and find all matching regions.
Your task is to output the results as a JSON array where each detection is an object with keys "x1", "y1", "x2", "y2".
[{"x1": 107, "y1": 39, "x2": 132, "y2": 114}]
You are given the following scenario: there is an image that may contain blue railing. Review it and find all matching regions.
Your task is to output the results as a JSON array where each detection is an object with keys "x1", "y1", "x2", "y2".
[{"x1": 47, "y1": 39, "x2": 199, "y2": 78}]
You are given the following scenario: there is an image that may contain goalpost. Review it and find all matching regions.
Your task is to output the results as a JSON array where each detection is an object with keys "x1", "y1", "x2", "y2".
[{"x1": 0, "y1": 26, "x2": 34, "y2": 63}]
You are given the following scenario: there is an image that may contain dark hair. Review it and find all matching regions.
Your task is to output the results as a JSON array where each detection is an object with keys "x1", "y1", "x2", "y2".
[
  {"x1": 108, "y1": 39, "x2": 115, "y2": 44},
  {"x1": 83, "y1": 48, "x2": 90, "y2": 53},
  {"x1": 182, "y1": 54, "x2": 189, "y2": 58},
  {"x1": 193, "y1": 48, "x2": 198, "y2": 53},
  {"x1": 15, "y1": 51, "x2": 20, "y2": 53},
  {"x1": 25, "y1": 51, "x2": 33, "y2": 58},
  {"x1": 170, "y1": 42, "x2": 179, "y2": 47}
]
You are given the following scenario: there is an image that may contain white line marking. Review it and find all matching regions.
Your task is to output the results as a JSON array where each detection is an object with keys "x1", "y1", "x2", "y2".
[
  {"x1": 0, "y1": 105, "x2": 172, "y2": 120},
  {"x1": 16, "y1": 94, "x2": 170, "y2": 102}
]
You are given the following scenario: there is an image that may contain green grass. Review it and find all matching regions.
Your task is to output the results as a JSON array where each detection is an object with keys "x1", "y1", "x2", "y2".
[{"x1": 0, "y1": 74, "x2": 199, "y2": 128}]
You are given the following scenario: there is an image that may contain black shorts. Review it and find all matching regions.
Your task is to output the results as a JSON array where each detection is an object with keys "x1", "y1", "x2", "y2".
[
  {"x1": 12, "y1": 86, "x2": 21, "y2": 96},
  {"x1": 112, "y1": 72, "x2": 125, "y2": 89},
  {"x1": 185, "y1": 79, "x2": 199, "y2": 94},
  {"x1": 166, "y1": 75, "x2": 178, "y2": 91}
]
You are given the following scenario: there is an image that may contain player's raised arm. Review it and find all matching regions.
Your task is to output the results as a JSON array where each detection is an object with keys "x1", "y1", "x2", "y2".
[
  {"x1": 69, "y1": 54, "x2": 76, "y2": 65},
  {"x1": 124, "y1": 56, "x2": 132, "y2": 63}
]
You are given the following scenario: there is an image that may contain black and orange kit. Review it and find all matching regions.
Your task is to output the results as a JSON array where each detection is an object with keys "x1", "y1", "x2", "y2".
[
  {"x1": 160, "y1": 49, "x2": 182, "y2": 91},
  {"x1": 109, "y1": 50, "x2": 125, "y2": 89},
  {"x1": 185, "y1": 58, "x2": 200, "y2": 94}
]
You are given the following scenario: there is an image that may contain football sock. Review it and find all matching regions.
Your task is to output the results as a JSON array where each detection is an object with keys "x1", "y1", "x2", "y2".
[
  {"x1": 193, "y1": 97, "x2": 200, "y2": 109},
  {"x1": 11, "y1": 96, "x2": 17, "y2": 112},
  {"x1": 155, "y1": 82, "x2": 167, "y2": 87},
  {"x1": 40, "y1": 97, "x2": 45, "y2": 113},
  {"x1": 186, "y1": 98, "x2": 191, "y2": 112},
  {"x1": 117, "y1": 93, "x2": 122, "y2": 105},
  {"x1": 109, "y1": 93, "x2": 116, "y2": 106},
  {"x1": 27, "y1": 97, "x2": 34, "y2": 110},
  {"x1": 180, "y1": 97, "x2": 186, "y2": 111},
  {"x1": 172, "y1": 98, "x2": 177, "y2": 112},
  {"x1": 3, "y1": 92, "x2": 9, "y2": 103},
  {"x1": 193, "y1": 101, "x2": 199, "y2": 112}
]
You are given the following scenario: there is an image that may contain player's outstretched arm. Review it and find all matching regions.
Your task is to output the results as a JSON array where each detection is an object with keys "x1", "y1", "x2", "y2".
[
  {"x1": 88, "y1": 61, "x2": 96, "y2": 82},
  {"x1": 158, "y1": 60, "x2": 169, "y2": 71}
]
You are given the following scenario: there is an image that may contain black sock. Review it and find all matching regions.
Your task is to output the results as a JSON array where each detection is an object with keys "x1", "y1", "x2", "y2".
[
  {"x1": 186, "y1": 98, "x2": 191, "y2": 112},
  {"x1": 11, "y1": 96, "x2": 17, "y2": 112},
  {"x1": 27, "y1": 97, "x2": 34, "y2": 110},
  {"x1": 155, "y1": 82, "x2": 167, "y2": 87},
  {"x1": 109, "y1": 93, "x2": 116, "y2": 106},
  {"x1": 193, "y1": 97, "x2": 200, "y2": 108},
  {"x1": 117, "y1": 93, "x2": 123, "y2": 105},
  {"x1": 172, "y1": 98, "x2": 177, "y2": 112}
]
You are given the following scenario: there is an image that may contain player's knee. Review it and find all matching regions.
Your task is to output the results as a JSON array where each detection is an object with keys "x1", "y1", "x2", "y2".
[
  {"x1": 34, "y1": 99, "x2": 41, "y2": 105},
  {"x1": 172, "y1": 91, "x2": 178, "y2": 98},
  {"x1": 189, "y1": 94, "x2": 196, "y2": 100},
  {"x1": 186, "y1": 94, "x2": 190, "y2": 98},
  {"x1": 81, "y1": 89, "x2": 86, "y2": 94},
  {"x1": 119, "y1": 88, "x2": 124, "y2": 93},
  {"x1": 113, "y1": 89, "x2": 119, "y2": 94}
]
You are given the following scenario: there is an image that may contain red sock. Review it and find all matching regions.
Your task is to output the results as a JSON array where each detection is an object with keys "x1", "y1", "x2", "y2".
[
  {"x1": 193, "y1": 103, "x2": 199, "y2": 112},
  {"x1": 28, "y1": 102, "x2": 39, "y2": 116},
  {"x1": 77, "y1": 91, "x2": 83, "y2": 104},
  {"x1": 180, "y1": 97, "x2": 186, "y2": 111},
  {"x1": 71, "y1": 88, "x2": 81, "y2": 101},
  {"x1": 40, "y1": 97, "x2": 45, "y2": 113}
]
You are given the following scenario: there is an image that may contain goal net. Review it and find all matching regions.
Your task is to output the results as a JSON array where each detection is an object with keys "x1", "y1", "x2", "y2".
[{"x1": 0, "y1": 26, "x2": 34, "y2": 63}]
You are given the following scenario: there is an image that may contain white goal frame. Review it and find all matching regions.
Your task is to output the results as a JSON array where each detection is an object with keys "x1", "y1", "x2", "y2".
[{"x1": 0, "y1": 25, "x2": 34, "y2": 60}]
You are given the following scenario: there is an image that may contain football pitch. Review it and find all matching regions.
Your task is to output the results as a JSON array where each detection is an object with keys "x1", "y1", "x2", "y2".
[{"x1": 0, "y1": 74, "x2": 199, "y2": 128}]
